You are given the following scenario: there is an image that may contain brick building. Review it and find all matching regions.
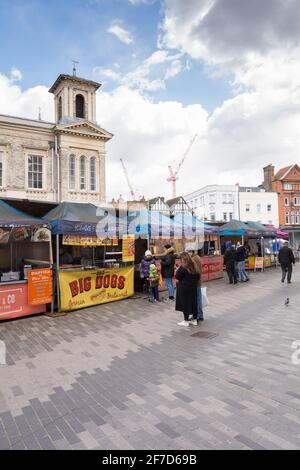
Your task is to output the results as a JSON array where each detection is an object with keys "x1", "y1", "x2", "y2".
[{"x1": 263, "y1": 164, "x2": 300, "y2": 247}]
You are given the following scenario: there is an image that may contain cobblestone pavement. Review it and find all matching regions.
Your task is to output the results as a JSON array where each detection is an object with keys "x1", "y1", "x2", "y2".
[{"x1": 1, "y1": 268, "x2": 300, "y2": 450}]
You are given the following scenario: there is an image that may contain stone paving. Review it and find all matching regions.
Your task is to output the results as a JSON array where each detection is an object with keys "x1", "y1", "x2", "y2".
[{"x1": 0, "y1": 267, "x2": 300, "y2": 450}]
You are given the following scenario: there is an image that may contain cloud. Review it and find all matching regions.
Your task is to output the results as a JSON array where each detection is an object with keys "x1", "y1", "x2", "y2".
[
  {"x1": 129, "y1": 0, "x2": 156, "y2": 5},
  {"x1": 107, "y1": 23, "x2": 134, "y2": 45},
  {"x1": 93, "y1": 50, "x2": 184, "y2": 92}
]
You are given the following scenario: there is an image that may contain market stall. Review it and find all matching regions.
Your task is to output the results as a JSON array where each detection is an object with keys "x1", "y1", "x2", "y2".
[
  {"x1": 44, "y1": 202, "x2": 134, "y2": 312},
  {"x1": 220, "y1": 219, "x2": 284, "y2": 271},
  {"x1": 0, "y1": 200, "x2": 53, "y2": 321}
]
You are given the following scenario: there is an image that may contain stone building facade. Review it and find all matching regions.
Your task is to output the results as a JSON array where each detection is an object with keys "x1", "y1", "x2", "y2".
[{"x1": 0, "y1": 73, "x2": 113, "y2": 204}]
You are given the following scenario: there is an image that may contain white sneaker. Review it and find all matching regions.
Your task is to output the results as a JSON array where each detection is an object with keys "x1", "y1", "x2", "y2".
[
  {"x1": 177, "y1": 321, "x2": 190, "y2": 327},
  {"x1": 190, "y1": 319, "x2": 198, "y2": 326}
]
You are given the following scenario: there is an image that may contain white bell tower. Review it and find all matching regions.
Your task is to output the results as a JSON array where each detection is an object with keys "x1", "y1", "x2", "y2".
[{"x1": 49, "y1": 71, "x2": 101, "y2": 124}]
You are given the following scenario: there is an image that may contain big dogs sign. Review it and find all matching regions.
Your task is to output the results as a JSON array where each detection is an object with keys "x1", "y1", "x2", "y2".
[{"x1": 58, "y1": 267, "x2": 134, "y2": 312}]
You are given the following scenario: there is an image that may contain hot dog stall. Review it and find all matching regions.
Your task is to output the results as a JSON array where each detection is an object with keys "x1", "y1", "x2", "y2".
[
  {"x1": 0, "y1": 200, "x2": 53, "y2": 321},
  {"x1": 44, "y1": 202, "x2": 134, "y2": 312}
]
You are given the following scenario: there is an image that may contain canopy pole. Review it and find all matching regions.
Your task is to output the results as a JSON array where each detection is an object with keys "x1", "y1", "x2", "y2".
[
  {"x1": 10, "y1": 243, "x2": 13, "y2": 272},
  {"x1": 56, "y1": 234, "x2": 61, "y2": 312}
]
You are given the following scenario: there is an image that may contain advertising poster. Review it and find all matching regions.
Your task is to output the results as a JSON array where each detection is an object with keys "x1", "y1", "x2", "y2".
[
  {"x1": 122, "y1": 235, "x2": 135, "y2": 262},
  {"x1": 59, "y1": 267, "x2": 134, "y2": 312},
  {"x1": 28, "y1": 268, "x2": 53, "y2": 306}
]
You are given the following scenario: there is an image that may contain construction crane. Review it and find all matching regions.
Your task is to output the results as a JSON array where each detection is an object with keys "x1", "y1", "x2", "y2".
[
  {"x1": 120, "y1": 158, "x2": 137, "y2": 200},
  {"x1": 167, "y1": 134, "x2": 198, "y2": 199}
]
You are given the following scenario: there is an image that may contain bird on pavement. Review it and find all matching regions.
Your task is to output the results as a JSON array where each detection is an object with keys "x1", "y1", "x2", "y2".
[{"x1": 284, "y1": 297, "x2": 290, "y2": 306}]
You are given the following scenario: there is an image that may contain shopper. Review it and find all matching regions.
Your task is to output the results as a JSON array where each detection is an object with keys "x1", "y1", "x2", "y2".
[
  {"x1": 140, "y1": 250, "x2": 155, "y2": 298},
  {"x1": 224, "y1": 245, "x2": 238, "y2": 285},
  {"x1": 148, "y1": 263, "x2": 160, "y2": 302},
  {"x1": 161, "y1": 243, "x2": 176, "y2": 301},
  {"x1": 190, "y1": 252, "x2": 204, "y2": 322},
  {"x1": 279, "y1": 242, "x2": 295, "y2": 284},
  {"x1": 175, "y1": 252, "x2": 200, "y2": 327},
  {"x1": 236, "y1": 242, "x2": 249, "y2": 282}
]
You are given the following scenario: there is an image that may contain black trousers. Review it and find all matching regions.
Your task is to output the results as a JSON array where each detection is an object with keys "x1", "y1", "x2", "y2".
[
  {"x1": 281, "y1": 263, "x2": 293, "y2": 282},
  {"x1": 226, "y1": 264, "x2": 238, "y2": 284}
]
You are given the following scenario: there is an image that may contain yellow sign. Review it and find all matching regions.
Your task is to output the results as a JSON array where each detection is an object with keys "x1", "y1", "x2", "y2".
[
  {"x1": 63, "y1": 234, "x2": 118, "y2": 247},
  {"x1": 122, "y1": 235, "x2": 135, "y2": 262},
  {"x1": 58, "y1": 267, "x2": 134, "y2": 312},
  {"x1": 254, "y1": 257, "x2": 264, "y2": 270}
]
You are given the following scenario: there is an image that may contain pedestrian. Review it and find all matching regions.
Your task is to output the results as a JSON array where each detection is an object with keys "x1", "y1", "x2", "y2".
[
  {"x1": 190, "y1": 251, "x2": 204, "y2": 322},
  {"x1": 140, "y1": 250, "x2": 155, "y2": 298},
  {"x1": 279, "y1": 241, "x2": 295, "y2": 284},
  {"x1": 236, "y1": 242, "x2": 250, "y2": 282},
  {"x1": 175, "y1": 252, "x2": 200, "y2": 327},
  {"x1": 224, "y1": 245, "x2": 238, "y2": 285},
  {"x1": 161, "y1": 243, "x2": 176, "y2": 301},
  {"x1": 148, "y1": 263, "x2": 160, "y2": 302}
]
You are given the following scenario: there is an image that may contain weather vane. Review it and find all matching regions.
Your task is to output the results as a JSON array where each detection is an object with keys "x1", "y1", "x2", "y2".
[{"x1": 72, "y1": 60, "x2": 79, "y2": 76}]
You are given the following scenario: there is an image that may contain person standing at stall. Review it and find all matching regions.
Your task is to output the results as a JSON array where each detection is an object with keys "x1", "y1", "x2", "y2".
[
  {"x1": 279, "y1": 242, "x2": 295, "y2": 284},
  {"x1": 140, "y1": 250, "x2": 155, "y2": 299},
  {"x1": 175, "y1": 252, "x2": 200, "y2": 327},
  {"x1": 161, "y1": 243, "x2": 176, "y2": 301},
  {"x1": 236, "y1": 242, "x2": 250, "y2": 282},
  {"x1": 224, "y1": 245, "x2": 238, "y2": 285}
]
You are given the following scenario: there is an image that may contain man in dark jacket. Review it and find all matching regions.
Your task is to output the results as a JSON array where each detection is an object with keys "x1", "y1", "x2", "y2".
[
  {"x1": 161, "y1": 244, "x2": 176, "y2": 300},
  {"x1": 279, "y1": 242, "x2": 295, "y2": 284},
  {"x1": 236, "y1": 242, "x2": 249, "y2": 282},
  {"x1": 224, "y1": 245, "x2": 238, "y2": 285}
]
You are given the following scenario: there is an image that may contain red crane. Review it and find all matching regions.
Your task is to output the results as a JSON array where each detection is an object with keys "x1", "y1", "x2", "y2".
[
  {"x1": 167, "y1": 134, "x2": 198, "y2": 199},
  {"x1": 120, "y1": 158, "x2": 137, "y2": 200}
]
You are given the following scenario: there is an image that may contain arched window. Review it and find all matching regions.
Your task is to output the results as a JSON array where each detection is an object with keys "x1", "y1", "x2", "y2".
[
  {"x1": 69, "y1": 155, "x2": 76, "y2": 190},
  {"x1": 75, "y1": 94, "x2": 85, "y2": 118},
  {"x1": 58, "y1": 96, "x2": 62, "y2": 122},
  {"x1": 80, "y1": 156, "x2": 86, "y2": 190},
  {"x1": 90, "y1": 157, "x2": 96, "y2": 192}
]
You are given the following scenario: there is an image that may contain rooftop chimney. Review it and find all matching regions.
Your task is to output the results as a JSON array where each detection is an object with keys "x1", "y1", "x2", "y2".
[{"x1": 263, "y1": 164, "x2": 275, "y2": 192}]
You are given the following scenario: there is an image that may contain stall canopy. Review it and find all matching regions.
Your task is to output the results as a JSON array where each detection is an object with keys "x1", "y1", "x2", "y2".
[
  {"x1": 0, "y1": 200, "x2": 46, "y2": 227},
  {"x1": 245, "y1": 221, "x2": 277, "y2": 238},
  {"x1": 219, "y1": 220, "x2": 254, "y2": 237},
  {"x1": 265, "y1": 225, "x2": 289, "y2": 239},
  {"x1": 44, "y1": 202, "x2": 127, "y2": 237}
]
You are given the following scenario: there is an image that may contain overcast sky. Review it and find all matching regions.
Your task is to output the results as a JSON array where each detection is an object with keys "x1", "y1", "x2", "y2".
[{"x1": 1, "y1": 0, "x2": 300, "y2": 200}]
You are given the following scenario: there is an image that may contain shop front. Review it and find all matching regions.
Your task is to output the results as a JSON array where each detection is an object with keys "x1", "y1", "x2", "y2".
[{"x1": 0, "y1": 200, "x2": 53, "y2": 321}]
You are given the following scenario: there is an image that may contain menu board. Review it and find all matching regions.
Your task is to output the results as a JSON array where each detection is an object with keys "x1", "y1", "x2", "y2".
[
  {"x1": 63, "y1": 234, "x2": 118, "y2": 247},
  {"x1": 28, "y1": 268, "x2": 53, "y2": 306},
  {"x1": 122, "y1": 235, "x2": 135, "y2": 262}
]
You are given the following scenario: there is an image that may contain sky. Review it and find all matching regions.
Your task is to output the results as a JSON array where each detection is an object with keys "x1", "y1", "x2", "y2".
[{"x1": 1, "y1": 0, "x2": 300, "y2": 200}]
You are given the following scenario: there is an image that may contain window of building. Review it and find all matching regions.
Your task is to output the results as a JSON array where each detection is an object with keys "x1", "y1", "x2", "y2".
[
  {"x1": 223, "y1": 213, "x2": 227, "y2": 221},
  {"x1": 267, "y1": 204, "x2": 272, "y2": 212},
  {"x1": 90, "y1": 157, "x2": 96, "y2": 192},
  {"x1": 284, "y1": 183, "x2": 292, "y2": 190},
  {"x1": 257, "y1": 204, "x2": 261, "y2": 213},
  {"x1": 296, "y1": 212, "x2": 300, "y2": 225},
  {"x1": 80, "y1": 156, "x2": 86, "y2": 190},
  {"x1": 284, "y1": 197, "x2": 289, "y2": 206},
  {"x1": 69, "y1": 155, "x2": 76, "y2": 190},
  {"x1": 246, "y1": 188, "x2": 252, "y2": 193},
  {"x1": 58, "y1": 96, "x2": 62, "y2": 122},
  {"x1": 285, "y1": 212, "x2": 290, "y2": 224},
  {"x1": 229, "y1": 213, "x2": 233, "y2": 221},
  {"x1": 294, "y1": 197, "x2": 300, "y2": 206},
  {"x1": 0, "y1": 151, "x2": 3, "y2": 187},
  {"x1": 222, "y1": 194, "x2": 227, "y2": 203},
  {"x1": 291, "y1": 212, "x2": 295, "y2": 225},
  {"x1": 228, "y1": 194, "x2": 234, "y2": 203},
  {"x1": 210, "y1": 213, "x2": 216, "y2": 222},
  {"x1": 76, "y1": 94, "x2": 85, "y2": 119},
  {"x1": 246, "y1": 204, "x2": 250, "y2": 212},
  {"x1": 28, "y1": 155, "x2": 43, "y2": 189}
]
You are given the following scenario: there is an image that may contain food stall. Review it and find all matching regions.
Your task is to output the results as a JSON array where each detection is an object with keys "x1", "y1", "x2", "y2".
[
  {"x1": 0, "y1": 200, "x2": 53, "y2": 321},
  {"x1": 44, "y1": 202, "x2": 134, "y2": 312},
  {"x1": 132, "y1": 210, "x2": 223, "y2": 287},
  {"x1": 220, "y1": 220, "x2": 282, "y2": 271}
]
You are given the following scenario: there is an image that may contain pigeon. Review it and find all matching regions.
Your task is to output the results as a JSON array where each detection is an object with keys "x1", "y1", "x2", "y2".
[{"x1": 284, "y1": 297, "x2": 290, "y2": 306}]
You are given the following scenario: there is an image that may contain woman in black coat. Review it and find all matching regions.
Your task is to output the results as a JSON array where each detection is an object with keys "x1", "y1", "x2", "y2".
[{"x1": 175, "y1": 252, "x2": 200, "y2": 327}]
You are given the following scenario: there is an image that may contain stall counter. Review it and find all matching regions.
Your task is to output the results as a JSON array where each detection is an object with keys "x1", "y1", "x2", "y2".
[{"x1": 0, "y1": 281, "x2": 47, "y2": 321}]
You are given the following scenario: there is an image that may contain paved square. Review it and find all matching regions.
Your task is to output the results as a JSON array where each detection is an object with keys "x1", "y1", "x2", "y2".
[{"x1": 0, "y1": 268, "x2": 300, "y2": 450}]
